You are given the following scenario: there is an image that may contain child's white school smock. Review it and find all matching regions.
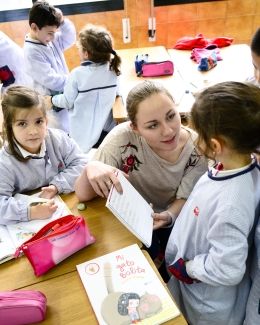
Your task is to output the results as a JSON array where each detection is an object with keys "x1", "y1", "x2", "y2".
[
  {"x1": 166, "y1": 159, "x2": 260, "y2": 325},
  {"x1": 52, "y1": 61, "x2": 119, "y2": 153},
  {"x1": 23, "y1": 18, "x2": 76, "y2": 132},
  {"x1": 0, "y1": 31, "x2": 32, "y2": 90},
  {"x1": 23, "y1": 18, "x2": 75, "y2": 95}
]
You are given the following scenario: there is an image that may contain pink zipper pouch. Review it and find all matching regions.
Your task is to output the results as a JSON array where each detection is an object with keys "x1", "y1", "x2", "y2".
[
  {"x1": 0, "y1": 290, "x2": 47, "y2": 325},
  {"x1": 15, "y1": 215, "x2": 95, "y2": 276},
  {"x1": 141, "y1": 60, "x2": 174, "y2": 77}
]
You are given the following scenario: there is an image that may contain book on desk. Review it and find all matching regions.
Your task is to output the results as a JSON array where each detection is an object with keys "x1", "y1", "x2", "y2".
[
  {"x1": 77, "y1": 243, "x2": 180, "y2": 325},
  {"x1": 106, "y1": 171, "x2": 154, "y2": 248},
  {"x1": 0, "y1": 193, "x2": 69, "y2": 264}
]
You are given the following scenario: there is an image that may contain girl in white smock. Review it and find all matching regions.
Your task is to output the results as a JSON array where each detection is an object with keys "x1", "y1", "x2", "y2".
[
  {"x1": 165, "y1": 81, "x2": 260, "y2": 325},
  {"x1": 51, "y1": 24, "x2": 121, "y2": 153}
]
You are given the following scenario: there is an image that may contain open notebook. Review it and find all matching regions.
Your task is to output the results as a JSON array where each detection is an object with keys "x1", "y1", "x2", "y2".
[
  {"x1": 106, "y1": 172, "x2": 154, "y2": 247},
  {"x1": 77, "y1": 243, "x2": 180, "y2": 325},
  {"x1": 0, "y1": 193, "x2": 69, "y2": 264}
]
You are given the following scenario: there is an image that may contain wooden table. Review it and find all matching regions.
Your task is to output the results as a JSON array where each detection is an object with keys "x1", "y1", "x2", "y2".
[
  {"x1": 113, "y1": 44, "x2": 254, "y2": 123},
  {"x1": 23, "y1": 251, "x2": 187, "y2": 325},
  {"x1": 0, "y1": 195, "x2": 138, "y2": 290},
  {"x1": 0, "y1": 193, "x2": 187, "y2": 325}
]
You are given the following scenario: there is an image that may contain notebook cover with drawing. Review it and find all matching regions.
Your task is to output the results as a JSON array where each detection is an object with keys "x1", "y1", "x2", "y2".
[
  {"x1": 76, "y1": 243, "x2": 180, "y2": 325},
  {"x1": 0, "y1": 193, "x2": 70, "y2": 264},
  {"x1": 105, "y1": 172, "x2": 154, "y2": 248}
]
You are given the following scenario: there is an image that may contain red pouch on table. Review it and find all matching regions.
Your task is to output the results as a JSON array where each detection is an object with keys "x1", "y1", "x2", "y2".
[
  {"x1": 15, "y1": 215, "x2": 95, "y2": 276},
  {"x1": 140, "y1": 60, "x2": 174, "y2": 77}
]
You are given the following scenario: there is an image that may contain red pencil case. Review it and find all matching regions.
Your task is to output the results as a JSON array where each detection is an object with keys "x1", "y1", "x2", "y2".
[
  {"x1": 15, "y1": 215, "x2": 95, "y2": 276},
  {"x1": 140, "y1": 60, "x2": 174, "y2": 77},
  {"x1": 0, "y1": 290, "x2": 47, "y2": 325}
]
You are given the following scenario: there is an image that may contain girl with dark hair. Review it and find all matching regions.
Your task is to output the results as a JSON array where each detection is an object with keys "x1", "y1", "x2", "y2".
[{"x1": 165, "y1": 81, "x2": 260, "y2": 325}]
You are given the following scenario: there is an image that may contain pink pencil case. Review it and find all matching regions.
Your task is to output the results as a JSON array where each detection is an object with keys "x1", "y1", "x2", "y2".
[
  {"x1": 0, "y1": 290, "x2": 47, "y2": 325},
  {"x1": 15, "y1": 215, "x2": 95, "y2": 276},
  {"x1": 141, "y1": 60, "x2": 174, "y2": 77}
]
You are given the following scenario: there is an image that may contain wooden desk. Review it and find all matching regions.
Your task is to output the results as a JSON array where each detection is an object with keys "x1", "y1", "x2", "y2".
[
  {"x1": 0, "y1": 193, "x2": 187, "y2": 324},
  {"x1": 23, "y1": 252, "x2": 187, "y2": 325},
  {"x1": 0, "y1": 195, "x2": 138, "y2": 290},
  {"x1": 113, "y1": 44, "x2": 254, "y2": 122},
  {"x1": 167, "y1": 44, "x2": 254, "y2": 90}
]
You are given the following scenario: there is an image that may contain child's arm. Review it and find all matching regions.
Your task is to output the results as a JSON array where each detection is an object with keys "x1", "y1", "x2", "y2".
[
  {"x1": 54, "y1": 17, "x2": 76, "y2": 51},
  {"x1": 0, "y1": 154, "x2": 59, "y2": 224},
  {"x1": 177, "y1": 207, "x2": 251, "y2": 286},
  {"x1": 40, "y1": 185, "x2": 58, "y2": 199},
  {"x1": 0, "y1": 193, "x2": 57, "y2": 225},
  {"x1": 0, "y1": 194, "x2": 29, "y2": 225},
  {"x1": 47, "y1": 132, "x2": 88, "y2": 194},
  {"x1": 51, "y1": 70, "x2": 78, "y2": 110}
]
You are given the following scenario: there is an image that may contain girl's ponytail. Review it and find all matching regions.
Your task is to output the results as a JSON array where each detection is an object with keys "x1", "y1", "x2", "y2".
[{"x1": 110, "y1": 50, "x2": 121, "y2": 76}]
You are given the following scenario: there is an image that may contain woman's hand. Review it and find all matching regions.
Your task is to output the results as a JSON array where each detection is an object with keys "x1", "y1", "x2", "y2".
[
  {"x1": 29, "y1": 199, "x2": 58, "y2": 220},
  {"x1": 86, "y1": 161, "x2": 127, "y2": 198},
  {"x1": 40, "y1": 185, "x2": 58, "y2": 199},
  {"x1": 153, "y1": 210, "x2": 175, "y2": 230}
]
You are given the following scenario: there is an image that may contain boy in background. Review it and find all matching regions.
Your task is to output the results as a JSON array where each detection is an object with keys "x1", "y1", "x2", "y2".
[
  {"x1": 248, "y1": 28, "x2": 260, "y2": 86},
  {"x1": 0, "y1": 31, "x2": 32, "y2": 93},
  {"x1": 24, "y1": 1, "x2": 76, "y2": 132}
]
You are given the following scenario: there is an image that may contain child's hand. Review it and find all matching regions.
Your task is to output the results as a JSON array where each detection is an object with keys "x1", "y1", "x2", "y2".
[
  {"x1": 44, "y1": 95, "x2": 53, "y2": 110},
  {"x1": 30, "y1": 200, "x2": 58, "y2": 220},
  {"x1": 55, "y1": 7, "x2": 64, "y2": 23},
  {"x1": 40, "y1": 185, "x2": 58, "y2": 199},
  {"x1": 153, "y1": 211, "x2": 174, "y2": 230}
]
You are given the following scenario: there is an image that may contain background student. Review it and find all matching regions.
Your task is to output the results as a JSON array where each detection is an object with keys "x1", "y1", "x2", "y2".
[
  {"x1": 24, "y1": 1, "x2": 76, "y2": 132},
  {"x1": 0, "y1": 31, "x2": 32, "y2": 92},
  {"x1": 248, "y1": 27, "x2": 260, "y2": 86},
  {"x1": 49, "y1": 24, "x2": 121, "y2": 153},
  {"x1": 75, "y1": 80, "x2": 207, "y2": 280},
  {"x1": 165, "y1": 81, "x2": 260, "y2": 325},
  {"x1": 0, "y1": 86, "x2": 88, "y2": 225}
]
